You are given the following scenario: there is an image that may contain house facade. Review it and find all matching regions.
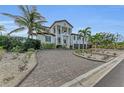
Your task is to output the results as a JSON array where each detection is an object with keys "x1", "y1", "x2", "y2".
[{"x1": 33, "y1": 20, "x2": 87, "y2": 49}]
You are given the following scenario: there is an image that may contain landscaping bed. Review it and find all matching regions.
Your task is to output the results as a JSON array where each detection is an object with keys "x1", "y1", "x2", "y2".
[
  {"x1": 74, "y1": 49, "x2": 118, "y2": 62},
  {"x1": 0, "y1": 51, "x2": 37, "y2": 87}
]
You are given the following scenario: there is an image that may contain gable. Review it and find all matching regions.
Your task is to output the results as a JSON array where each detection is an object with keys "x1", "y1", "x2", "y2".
[{"x1": 50, "y1": 20, "x2": 73, "y2": 28}]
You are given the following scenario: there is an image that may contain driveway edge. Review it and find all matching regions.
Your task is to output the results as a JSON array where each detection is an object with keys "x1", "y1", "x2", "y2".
[
  {"x1": 73, "y1": 52, "x2": 106, "y2": 63},
  {"x1": 15, "y1": 52, "x2": 38, "y2": 87},
  {"x1": 61, "y1": 54, "x2": 124, "y2": 87}
]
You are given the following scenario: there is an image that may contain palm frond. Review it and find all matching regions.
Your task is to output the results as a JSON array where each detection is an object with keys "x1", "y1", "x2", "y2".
[
  {"x1": 1, "y1": 13, "x2": 17, "y2": 19},
  {"x1": 0, "y1": 25, "x2": 5, "y2": 31},
  {"x1": 15, "y1": 16, "x2": 28, "y2": 27},
  {"x1": 8, "y1": 27, "x2": 25, "y2": 35},
  {"x1": 18, "y1": 5, "x2": 30, "y2": 21}
]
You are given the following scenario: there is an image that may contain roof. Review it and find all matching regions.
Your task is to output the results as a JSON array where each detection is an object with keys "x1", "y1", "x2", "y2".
[
  {"x1": 42, "y1": 26, "x2": 50, "y2": 29},
  {"x1": 38, "y1": 31, "x2": 55, "y2": 36},
  {"x1": 32, "y1": 31, "x2": 55, "y2": 36},
  {"x1": 50, "y1": 20, "x2": 73, "y2": 28},
  {"x1": 71, "y1": 33, "x2": 79, "y2": 36}
]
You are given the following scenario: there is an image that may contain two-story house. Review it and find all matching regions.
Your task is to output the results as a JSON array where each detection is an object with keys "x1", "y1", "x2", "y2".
[{"x1": 33, "y1": 20, "x2": 88, "y2": 49}]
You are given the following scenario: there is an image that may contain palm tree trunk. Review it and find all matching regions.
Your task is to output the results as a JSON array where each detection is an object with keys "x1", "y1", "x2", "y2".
[
  {"x1": 95, "y1": 43, "x2": 97, "y2": 52},
  {"x1": 78, "y1": 42, "x2": 80, "y2": 50},
  {"x1": 82, "y1": 38, "x2": 85, "y2": 55},
  {"x1": 28, "y1": 30, "x2": 32, "y2": 39},
  {"x1": 86, "y1": 38, "x2": 88, "y2": 49}
]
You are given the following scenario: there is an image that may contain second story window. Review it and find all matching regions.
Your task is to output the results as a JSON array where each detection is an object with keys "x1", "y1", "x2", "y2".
[
  {"x1": 68, "y1": 28, "x2": 71, "y2": 34},
  {"x1": 77, "y1": 36, "x2": 81, "y2": 40},
  {"x1": 53, "y1": 26, "x2": 56, "y2": 33},
  {"x1": 74, "y1": 35, "x2": 75, "y2": 40},
  {"x1": 57, "y1": 25, "x2": 61, "y2": 34}
]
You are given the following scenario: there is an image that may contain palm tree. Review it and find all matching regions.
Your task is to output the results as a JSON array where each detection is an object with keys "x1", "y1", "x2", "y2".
[
  {"x1": 79, "y1": 27, "x2": 91, "y2": 50},
  {"x1": 2, "y1": 5, "x2": 46, "y2": 38},
  {"x1": 89, "y1": 33, "x2": 102, "y2": 53},
  {"x1": 0, "y1": 25, "x2": 5, "y2": 35}
]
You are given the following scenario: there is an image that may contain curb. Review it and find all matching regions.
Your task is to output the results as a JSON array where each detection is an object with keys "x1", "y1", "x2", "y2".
[
  {"x1": 61, "y1": 54, "x2": 124, "y2": 87},
  {"x1": 73, "y1": 52, "x2": 106, "y2": 63}
]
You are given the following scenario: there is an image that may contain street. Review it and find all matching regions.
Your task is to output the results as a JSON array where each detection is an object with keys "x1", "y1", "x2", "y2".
[{"x1": 95, "y1": 60, "x2": 124, "y2": 87}]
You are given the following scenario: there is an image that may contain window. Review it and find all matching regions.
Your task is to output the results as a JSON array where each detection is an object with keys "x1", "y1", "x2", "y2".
[
  {"x1": 45, "y1": 36, "x2": 51, "y2": 42},
  {"x1": 58, "y1": 37, "x2": 61, "y2": 43},
  {"x1": 57, "y1": 25, "x2": 61, "y2": 34},
  {"x1": 62, "y1": 27, "x2": 64, "y2": 32},
  {"x1": 74, "y1": 35, "x2": 75, "y2": 40},
  {"x1": 77, "y1": 36, "x2": 81, "y2": 40},
  {"x1": 62, "y1": 27, "x2": 67, "y2": 32},
  {"x1": 64, "y1": 39, "x2": 66, "y2": 44},
  {"x1": 68, "y1": 28, "x2": 71, "y2": 34},
  {"x1": 53, "y1": 26, "x2": 56, "y2": 33}
]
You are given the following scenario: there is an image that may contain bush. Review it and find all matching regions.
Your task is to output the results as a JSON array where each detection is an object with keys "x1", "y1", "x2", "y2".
[
  {"x1": 23, "y1": 38, "x2": 41, "y2": 51},
  {"x1": 75, "y1": 49, "x2": 83, "y2": 54},
  {"x1": 27, "y1": 48, "x2": 35, "y2": 52},
  {"x1": 0, "y1": 36, "x2": 23, "y2": 51},
  {"x1": 0, "y1": 36, "x2": 41, "y2": 52},
  {"x1": 11, "y1": 45, "x2": 24, "y2": 53},
  {"x1": 42, "y1": 43, "x2": 55, "y2": 49}
]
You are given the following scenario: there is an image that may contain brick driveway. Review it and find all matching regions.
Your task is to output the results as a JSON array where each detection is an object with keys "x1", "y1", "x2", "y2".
[{"x1": 19, "y1": 50, "x2": 103, "y2": 87}]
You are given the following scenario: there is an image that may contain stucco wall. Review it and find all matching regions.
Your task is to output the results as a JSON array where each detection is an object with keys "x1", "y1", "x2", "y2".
[{"x1": 36, "y1": 34, "x2": 55, "y2": 44}]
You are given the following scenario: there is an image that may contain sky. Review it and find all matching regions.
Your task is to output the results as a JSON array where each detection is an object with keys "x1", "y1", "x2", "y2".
[{"x1": 0, "y1": 5, "x2": 124, "y2": 37}]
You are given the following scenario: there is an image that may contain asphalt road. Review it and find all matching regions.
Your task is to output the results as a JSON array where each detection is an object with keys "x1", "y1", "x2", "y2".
[{"x1": 95, "y1": 60, "x2": 124, "y2": 87}]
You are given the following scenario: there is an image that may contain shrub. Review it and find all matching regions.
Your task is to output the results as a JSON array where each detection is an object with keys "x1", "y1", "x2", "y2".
[
  {"x1": 75, "y1": 49, "x2": 83, "y2": 54},
  {"x1": 23, "y1": 38, "x2": 41, "y2": 51},
  {"x1": 42, "y1": 43, "x2": 55, "y2": 49},
  {"x1": 0, "y1": 36, "x2": 12, "y2": 51},
  {"x1": 0, "y1": 36, "x2": 41, "y2": 52},
  {"x1": 0, "y1": 36, "x2": 23, "y2": 51},
  {"x1": 70, "y1": 45, "x2": 73, "y2": 49},
  {"x1": 27, "y1": 48, "x2": 35, "y2": 52},
  {"x1": 11, "y1": 45, "x2": 24, "y2": 53}
]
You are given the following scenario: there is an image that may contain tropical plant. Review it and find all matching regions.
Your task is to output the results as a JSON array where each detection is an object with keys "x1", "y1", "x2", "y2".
[
  {"x1": 23, "y1": 38, "x2": 41, "y2": 51},
  {"x1": 42, "y1": 43, "x2": 56, "y2": 49},
  {"x1": 0, "y1": 25, "x2": 5, "y2": 35},
  {"x1": 90, "y1": 32, "x2": 121, "y2": 49},
  {"x1": 78, "y1": 27, "x2": 91, "y2": 51},
  {"x1": 2, "y1": 5, "x2": 46, "y2": 38}
]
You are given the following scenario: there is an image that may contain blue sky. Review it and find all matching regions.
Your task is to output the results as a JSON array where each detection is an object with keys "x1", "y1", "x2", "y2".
[{"x1": 0, "y1": 5, "x2": 124, "y2": 36}]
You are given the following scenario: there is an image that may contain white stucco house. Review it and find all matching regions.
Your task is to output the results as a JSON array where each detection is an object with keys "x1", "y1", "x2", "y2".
[{"x1": 33, "y1": 20, "x2": 88, "y2": 49}]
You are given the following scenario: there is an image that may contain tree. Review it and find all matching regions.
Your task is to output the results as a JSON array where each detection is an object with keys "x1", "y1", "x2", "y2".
[
  {"x1": 78, "y1": 27, "x2": 91, "y2": 50},
  {"x1": 2, "y1": 5, "x2": 46, "y2": 38},
  {"x1": 0, "y1": 25, "x2": 5, "y2": 35}
]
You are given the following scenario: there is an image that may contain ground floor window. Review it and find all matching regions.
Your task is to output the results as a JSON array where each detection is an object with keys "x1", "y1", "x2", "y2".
[
  {"x1": 45, "y1": 36, "x2": 51, "y2": 42},
  {"x1": 64, "y1": 39, "x2": 66, "y2": 44},
  {"x1": 58, "y1": 37, "x2": 61, "y2": 44}
]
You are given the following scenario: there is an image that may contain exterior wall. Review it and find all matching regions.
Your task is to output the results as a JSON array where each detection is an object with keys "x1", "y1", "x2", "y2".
[
  {"x1": 50, "y1": 21, "x2": 72, "y2": 48},
  {"x1": 36, "y1": 34, "x2": 55, "y2": 44},
  {"x1": 71, "y1": 34, "x2": 88, "y2": 49}
]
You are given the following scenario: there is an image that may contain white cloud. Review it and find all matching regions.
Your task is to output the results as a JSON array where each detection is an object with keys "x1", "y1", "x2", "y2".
[{"x1": 0, "y1": 20, "x2": 14, "y2": 24}]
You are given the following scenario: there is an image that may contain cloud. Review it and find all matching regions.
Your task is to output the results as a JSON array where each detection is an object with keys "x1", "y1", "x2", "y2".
[{"x1": 0, "y1": 20, "x2": 14, "y2": 24}]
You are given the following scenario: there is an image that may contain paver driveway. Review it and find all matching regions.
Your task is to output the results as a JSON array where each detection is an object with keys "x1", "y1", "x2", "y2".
[{"x1": 19, "y1": 50, "x2": 103, "y2": 87}]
